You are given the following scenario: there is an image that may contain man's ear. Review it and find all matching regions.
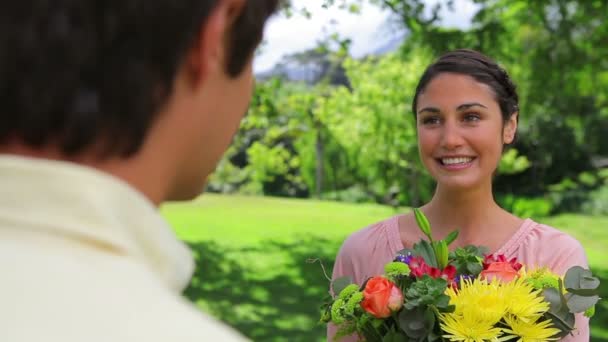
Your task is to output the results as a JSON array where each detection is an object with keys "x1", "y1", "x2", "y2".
[
  {"x1": 503, "y1": 112, "x2": 518, "y2": 144},
  {"x1": 185, "y1": 0, "x2": 246, "y2": 85}
]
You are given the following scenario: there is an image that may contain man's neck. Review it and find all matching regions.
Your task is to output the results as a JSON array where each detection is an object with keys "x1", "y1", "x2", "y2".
[{"x1": 0, "y1": 143, "x2": 168, "y2": 206}]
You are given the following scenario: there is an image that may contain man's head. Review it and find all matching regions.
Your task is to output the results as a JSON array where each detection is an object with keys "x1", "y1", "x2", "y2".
[{"x1": 0, "y1": 0, "x2": 279, "y2": 202}]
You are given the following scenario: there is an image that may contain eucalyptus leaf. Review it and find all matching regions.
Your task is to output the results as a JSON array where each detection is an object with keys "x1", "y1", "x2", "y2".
[
  {"x1": 567, "y1": 287, "x2": 601, "y2": 296},
  {"x1": 543, "y1": 287, "x2": 564, "y2": 312},
  {"x1": 564, "y1": 266, "x2": 600, "y2": 292},
  {"x1": 544, "y1": 311, "x2": 575, "y2": 336},
  {"x1": 543, "y1": 287, "x2": 575, "y2": 333},
  {"x1": 398, "y1": 307, "x2": 434, "y2": 339},
  {"x1": 566, "y1": 294, "x2": 600, "y2": 313}
]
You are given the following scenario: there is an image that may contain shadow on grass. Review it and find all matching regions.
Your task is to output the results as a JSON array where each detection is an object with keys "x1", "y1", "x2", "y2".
[
  {"x1": 591, "y1": 268, "x2": 608, "y2": 342},
  {"x1": 183, "y1": 237, "x2": 340, "y2": 341}
]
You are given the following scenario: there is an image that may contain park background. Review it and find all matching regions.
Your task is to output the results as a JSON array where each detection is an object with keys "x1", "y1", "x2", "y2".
[{"x1": 163, "y1": 0, "x2": 608, "y2": 340}]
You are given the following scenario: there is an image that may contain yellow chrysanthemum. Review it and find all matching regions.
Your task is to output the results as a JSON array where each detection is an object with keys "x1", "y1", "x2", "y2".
[
  {"x1": 502, "y1": 277, "x2": 551, "y2": 322},
  {"x1": 446, "y1": 278, "x2": 508, "y2": 325},
  {"x1": 440, "y1": 313, "x2": 506, "y2": 342},
  {"x1": 502, "y1": 314, "x2": 561, "y2": 342}
]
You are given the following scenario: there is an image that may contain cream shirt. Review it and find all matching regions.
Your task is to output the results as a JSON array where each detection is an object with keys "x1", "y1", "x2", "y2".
[{"x1": 0, "y1": 155, "x2": 246, "y2": 341}]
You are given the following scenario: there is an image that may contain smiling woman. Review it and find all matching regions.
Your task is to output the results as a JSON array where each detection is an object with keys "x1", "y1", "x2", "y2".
[{"x1": 328, "y1": 49, "x2": 590, "y2": 341}]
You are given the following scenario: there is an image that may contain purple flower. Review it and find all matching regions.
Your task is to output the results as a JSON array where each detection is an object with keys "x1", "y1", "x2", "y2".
[
  {"x1": 455, "y1": 274, "x2": 475, "y2": 285},
  {"x1": 394, "y1": 253, "x2": 413, "y2": 265}
]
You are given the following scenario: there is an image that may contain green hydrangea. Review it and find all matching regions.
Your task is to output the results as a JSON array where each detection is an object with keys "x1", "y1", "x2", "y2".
[
  {"x1": 330, "y1": 298, "x2": 347, "y2": 324},
  {"x1": 332, "y1": 286, "x2": 364, "y2": 323},
  {"x1": 525, "y1": 268, "x2": 560, "y2": 290},
  {"x1": 385, "y1": 261, "x2": 411, "y2": 279},
  {"x1": 344, "y1": 292, "x2": 364, "y2": 315},
  {"x1": 338, "y1": 284, "x2": 360, "y2": 300}
]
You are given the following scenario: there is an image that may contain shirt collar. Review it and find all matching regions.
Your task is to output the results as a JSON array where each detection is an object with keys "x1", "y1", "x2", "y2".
[{"x1": 0, "y1": 155, "x2": 194, "y2": 292}]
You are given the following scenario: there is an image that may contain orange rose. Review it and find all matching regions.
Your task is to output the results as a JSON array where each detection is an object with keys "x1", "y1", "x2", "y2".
[
  {"x1": 480, "y1": 262, "x2": 520, "y2": 282},
  {"x1": 361, "y1": 277, "x2": 403, "y2": 318}
]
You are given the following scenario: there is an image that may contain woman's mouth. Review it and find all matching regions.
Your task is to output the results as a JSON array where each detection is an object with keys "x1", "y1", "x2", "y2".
[{"x1": 436, "y1": 157, "x2": 476, "y2": 170}]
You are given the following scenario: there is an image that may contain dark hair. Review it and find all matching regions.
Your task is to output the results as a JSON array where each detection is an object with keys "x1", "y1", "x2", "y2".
[
  {"x1": 0, "y1": 0, "x2": 279, "y2": 157},
  {"x1": 412, "y1": 49, "x2": 519, "y2": 123}
]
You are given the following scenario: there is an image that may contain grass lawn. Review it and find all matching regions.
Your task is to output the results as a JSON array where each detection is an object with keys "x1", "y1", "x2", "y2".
[{"x1": 161, "y1": 193, "x2": 608, "y2": 341}]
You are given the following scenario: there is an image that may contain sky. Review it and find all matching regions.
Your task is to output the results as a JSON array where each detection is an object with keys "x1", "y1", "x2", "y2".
[{"x1": 253, "y1": 0, "x2": 480, "y2": 73}]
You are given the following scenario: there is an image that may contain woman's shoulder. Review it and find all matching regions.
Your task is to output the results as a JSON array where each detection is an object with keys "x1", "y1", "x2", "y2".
[
  {"x1": 526, "y1": 220, "x2": 584, "y2": 250},
  {"x1": 338, "y1": 215, "x2": 401, "y2": 254},
  {"x1": 511, "y1": 219, "x2": 588, "y2": 273}
]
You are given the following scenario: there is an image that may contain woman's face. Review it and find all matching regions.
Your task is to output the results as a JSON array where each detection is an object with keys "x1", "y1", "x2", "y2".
[{"x1": 415, "y1": 73, "x2": 517, "y2": 191}]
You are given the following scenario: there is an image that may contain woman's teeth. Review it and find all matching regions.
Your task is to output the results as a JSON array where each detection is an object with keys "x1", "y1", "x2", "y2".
[{"x1": 441, "y1": 157, "x2": 473, "y2": 165}]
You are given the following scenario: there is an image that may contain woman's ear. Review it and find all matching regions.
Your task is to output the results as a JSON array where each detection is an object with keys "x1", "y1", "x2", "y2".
[{"x1": 503, "y1": 112, "x2": 518, "y2": 144}]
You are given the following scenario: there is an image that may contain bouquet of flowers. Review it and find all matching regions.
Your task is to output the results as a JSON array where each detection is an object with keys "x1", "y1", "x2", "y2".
[{"x1": 321, "y1": 209, "x2": 601, "y2": 341}]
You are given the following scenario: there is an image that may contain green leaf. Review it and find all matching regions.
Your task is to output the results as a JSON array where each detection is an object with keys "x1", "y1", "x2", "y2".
[
  {"x1": 564, "y1": 266, "x2": 601, "y2": 298},
  {"x1": 544, "y1": 311, "x2": 575, "y2": 338},
  {"x1": 413, "y1": 208, "x2": 432, "y2": 240},
  {"x1": 543, "y1": 287, "x2": 575, "y2": 334},
  {"x1": 332, "y1": 276, "x2": 353, "y2": 296},
  {"x1": 466, "y1": 262, "x2": 483, "y2": 276},
  {"x1": 398, "y1": 307, "x2": 435, "y2": 339},
  {"x1": 381, "y1": 328, "x2": 407, "y2": 342},
  {"x1": 566, "y1": 294, "x2": 601, "y2": 313},
  {"x1": 564, "y1": 266, "x2": 600, "y2": 290},
  {"x1": 432, "y1": 240, "x2": 449, "y2": 269},
  {"x1": 413, "y1": 240, "x2": 438, "y2": 268},
  {"x1": 434, "y1": 294, "x2": 451, "y2": 309},
  {"x1": 444, "y1": 230, "x2": 459, "y2": 245}
]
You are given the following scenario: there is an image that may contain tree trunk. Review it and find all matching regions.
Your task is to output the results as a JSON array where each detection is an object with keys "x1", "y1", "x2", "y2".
[{"x1": 315, "y1": 123, "x2": 324, "y2": 198}]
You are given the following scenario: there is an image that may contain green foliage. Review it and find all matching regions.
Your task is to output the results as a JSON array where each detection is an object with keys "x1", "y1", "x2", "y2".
[
  {"x1": 322, "y1": 52, "x2": 434, "y2": 205},
  {"x1": 403, "y1": 276, "x2": 451, "y2": 311},
  {"x1": 218, "y1": 0, "x2": 607, "y2": 214},
  {"x1": 498, "y1": 195, "x2": 553, "y2": 219},
  {"x1": 582, "y1": 185, "x2": 608, "y2": 216},
  {"x1": 449, "y1": 246, "x2": 486, "y2": 276},
  {"x1": 398, "y1": 307, "x2": 437, "y2": 340},
  {"x1": 498, "y1": 148, "x2": 531, "y2": 176}
]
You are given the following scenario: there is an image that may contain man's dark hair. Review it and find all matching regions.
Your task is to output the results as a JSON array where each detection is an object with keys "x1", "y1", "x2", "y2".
[
  {"x1": 0, "y1": 0, "x2": 279, "y2": 157},
  {"x1": 412, "y1": 49, "x2": 519, "y2": 123}
]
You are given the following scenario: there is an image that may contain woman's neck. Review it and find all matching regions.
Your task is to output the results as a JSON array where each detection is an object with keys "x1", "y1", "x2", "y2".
[{"x1": 420, "y1": 182, "x2": 509, "y2": 242}]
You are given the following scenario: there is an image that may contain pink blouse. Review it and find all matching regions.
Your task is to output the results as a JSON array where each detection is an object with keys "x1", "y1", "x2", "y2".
[{"x1": 328, "y1": 216, "x2": 589, "y2": 341}]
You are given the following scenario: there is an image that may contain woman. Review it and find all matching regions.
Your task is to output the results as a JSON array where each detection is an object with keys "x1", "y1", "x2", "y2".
[{"x1": 328, "y1": 49, "x2": 589, "y2": 341}]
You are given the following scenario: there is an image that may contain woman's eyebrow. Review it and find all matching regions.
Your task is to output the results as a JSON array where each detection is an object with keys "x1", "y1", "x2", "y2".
[{"x1": 456, "y1": 102, "x2": 488, "y2": 111}]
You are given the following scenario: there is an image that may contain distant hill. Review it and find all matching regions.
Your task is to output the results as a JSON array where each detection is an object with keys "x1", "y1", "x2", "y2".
[{"x1": 255, "y1": 31, "x2": 406, "y2": 82}]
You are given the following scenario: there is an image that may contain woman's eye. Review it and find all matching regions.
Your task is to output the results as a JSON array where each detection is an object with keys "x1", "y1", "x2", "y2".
[
  {"x1": 421, "y1": 116, "x2": 441, "y2": 125},
  {"x1": 464, "y1": 113, "x2": 481, "y2": 122}
]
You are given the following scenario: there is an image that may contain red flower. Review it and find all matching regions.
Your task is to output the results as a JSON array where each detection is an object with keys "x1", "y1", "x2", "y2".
[
  {"x1": 483, "y1": 254, "x2": 522, "y2": 271},
  {"x1": 408, "y1": 256, "x2": 457, "y2": 286},
  {"x1": 361, "y1": 277, "x2": 403, "y2": 318},
  {"x1": 481, "y1": 261, "x2": 520, "y2": 283},
  {"x1": 407, "y1": 256, "x2": 428, "y2": 277}
]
